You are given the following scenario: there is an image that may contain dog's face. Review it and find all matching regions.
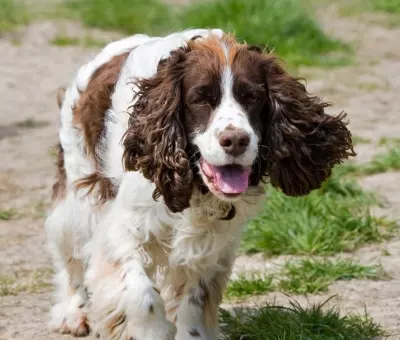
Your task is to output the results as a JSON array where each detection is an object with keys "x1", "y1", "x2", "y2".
[
  {"x1": 182, "y1": 40, "x2": 267, "y2": 200},
  {"x1": 123, "y1": 34, "x2": 355, "y2": 213}
]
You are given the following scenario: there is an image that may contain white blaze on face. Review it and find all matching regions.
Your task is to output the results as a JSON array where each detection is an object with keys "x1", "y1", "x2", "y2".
[{"x1": 193, "y1": 42, "x2": 259, "y2": 196}]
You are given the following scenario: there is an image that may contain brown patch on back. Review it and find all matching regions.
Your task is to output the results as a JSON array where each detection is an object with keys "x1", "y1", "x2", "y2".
[
  {"x1": 72, "y1": 52, "x2": 129, "y2": 161},
  {"x1": 72, "y1": 52, "x2": 130, "y2": 204},
  {"x1": 51, "y1": 143, "x2": 67, "y2": 204}
]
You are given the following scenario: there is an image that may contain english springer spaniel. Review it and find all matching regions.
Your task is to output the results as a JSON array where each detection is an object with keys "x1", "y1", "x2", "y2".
[{"x1": 46, "y1": 29, "x2": 355, "y2": 340}]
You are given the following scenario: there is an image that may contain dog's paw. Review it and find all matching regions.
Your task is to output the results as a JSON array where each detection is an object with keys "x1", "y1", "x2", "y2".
[
  {"x1": 94, "y1": 310, "x2": 176, "y2": 340},
  {"x1": 49, "y1": 294, "x2": 90, "y2": 337}
]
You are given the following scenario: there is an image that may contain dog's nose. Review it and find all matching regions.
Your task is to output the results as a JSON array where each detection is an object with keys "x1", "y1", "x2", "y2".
[{"x1": 219, "y1": 128, "x2": 250, "y2": 156}]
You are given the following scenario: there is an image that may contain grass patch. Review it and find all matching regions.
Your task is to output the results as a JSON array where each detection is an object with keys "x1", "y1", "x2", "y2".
[
  {"x1": 51, "y1": 34, "x2": 108, "y2": 48},
  {"x1": 378, "y1": 136, "x2": 400, "y2": 146},
  {"x1": 0, "y1": 209, "x2": 17, "y2": 220},
  {"x1": 220, "y1": 299, "x2": 386, "y2": 339},
  {"x1": 0, "y1": 0, "x2": 29, "y2": 33},
  {"x1": 242, "y1": 168, "x2": 387, "y2": 256},
  {"x1": 372, "y1": 0, "x2": 400, "y2": 14},
  {"x1": 360, "y1": 147, "x2": 400, "y2": 174},
  {"x1": 224, "y1": 259, "x2": 387, "y2": 300},
  {"x1": 65, "y1": 0, "x2": 170, "y2": 35},
  {"x1": 339, "y1": 147, "x2": 400, "y2": 176},
  {"x1": 352, "y1": 135, "x2": 372, "y2": 145},
  {"x1": 356, "y1": 81, "x2": 381, "y2": 92},
  {"x1": 15, "y1": 118, "x2": 50, "y2": 129},
  {"x1": 64, "y1": 0, "x2": 351, "y2": 67},
  {"x1": 174, "y1": 0, "x2": 351, "y2": 67},
  {"x1": 0, "y1": 268, "x2": 52, "y2": 296},
  {"x1": 225, "y1": 273, "x2": 274, "y2": 300},
  {"x1": 279, "y1": 259, "x2": 387, "y2": 294},
  {"x1": 339, "y1": 0, "x2": 400, "y2": 27}
]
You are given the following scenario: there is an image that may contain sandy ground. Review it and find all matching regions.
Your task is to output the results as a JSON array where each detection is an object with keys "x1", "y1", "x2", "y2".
[{"x1": 1, "y1": 4, "x2": 400, "y2": 340}]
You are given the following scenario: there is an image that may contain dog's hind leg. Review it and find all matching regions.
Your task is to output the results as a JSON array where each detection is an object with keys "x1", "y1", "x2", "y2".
[
  {"x1": 45, "y1": 191, "x2": 93, "y2": 337},
  {"x1": 46, "y1": 144, "x2": 94, "y2": 337}
]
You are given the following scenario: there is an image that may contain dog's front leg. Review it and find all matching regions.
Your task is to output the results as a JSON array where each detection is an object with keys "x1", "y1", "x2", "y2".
[
  {"x1": 172, "y1": 271, "x2": 231, "y2": 340},
  {"x1": 84, "y1": 175, "x2": 176, "y2": 340},
  {"x1": 85, "y1": 207, "x2": 176, "y2": 340},
  {"x1": 166, "y1": 249, "x2": 235, "y2": 340}
]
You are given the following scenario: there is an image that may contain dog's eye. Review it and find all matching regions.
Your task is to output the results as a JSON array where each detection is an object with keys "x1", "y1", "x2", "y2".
[
  {"x1": 194, "y1": 92, "x2": 216, "y2": 106},
  {"x1": 241, "y1": 93, "x2": 260, "y2": 104},
  {"x1": 193, "y1": 98, "x2": 209, "y2": 106},
  {"x1": 247, "y1": 95, "x2": 260, "y2": 104}
]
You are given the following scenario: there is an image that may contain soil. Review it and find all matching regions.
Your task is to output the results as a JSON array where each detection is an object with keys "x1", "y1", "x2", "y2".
[{"x1": 1, "y1": 4, "x2": 400, "y2": 340}]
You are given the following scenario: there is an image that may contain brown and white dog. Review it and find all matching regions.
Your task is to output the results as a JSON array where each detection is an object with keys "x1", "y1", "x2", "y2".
[{"x1": 46, "y1": 29, "x2": 355, "y2": 340}]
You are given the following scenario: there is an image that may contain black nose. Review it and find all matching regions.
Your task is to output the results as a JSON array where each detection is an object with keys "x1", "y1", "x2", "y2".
[{"x1": 218, "y1": 128, "x2": 250, "y2": 156}]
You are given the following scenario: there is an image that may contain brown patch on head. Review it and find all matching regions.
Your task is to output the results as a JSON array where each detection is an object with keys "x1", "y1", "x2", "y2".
[
  {"x1": 182, "y1": 33, "x2": 247, "y2": 139},
  {"x1": 51, "y1": 143, "x2": 67, "y2": 204},
  {"x1": 186, "y1": 33, "x2": 242, "y2": 69},
  {"x1": 72, "y1": 52, "x2": 130, "y2": 205}
]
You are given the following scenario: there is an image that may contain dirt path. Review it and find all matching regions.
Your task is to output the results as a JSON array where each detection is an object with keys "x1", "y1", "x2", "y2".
[{"x1": 1, "y1": 5, "x2": 400, "y2": 340}]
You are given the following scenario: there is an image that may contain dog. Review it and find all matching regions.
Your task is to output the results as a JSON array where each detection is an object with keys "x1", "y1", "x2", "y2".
[{"x1": 46, "y1": 28, "x2": 355, "y2": 340}]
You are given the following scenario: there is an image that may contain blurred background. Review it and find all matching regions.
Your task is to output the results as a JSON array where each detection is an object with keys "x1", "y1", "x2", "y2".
[{"x1": 1, "y1": 0, "x2": 400, "y2": 339}]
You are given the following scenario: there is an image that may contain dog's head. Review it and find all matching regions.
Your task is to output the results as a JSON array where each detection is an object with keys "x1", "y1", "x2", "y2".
[{"x1": 123, "y1": 34, "x2": 355, "y2": 213}]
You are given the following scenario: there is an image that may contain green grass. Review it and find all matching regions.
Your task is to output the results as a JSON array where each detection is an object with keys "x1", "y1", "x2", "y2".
[
  {"x1": 378, "y1": 137, "x2": 400, "y2": 146},
  {"x1": 0, "y1": 209, "x2": 17, "y2": 220},
  {"x1": 224, "y1": 259, "x2": 386, "y2": 299},
  {"x1": 337, "y1": 147, "x2": 400, "y2": 176},
  {"x1": 372, "y1": 0, "x2": 400, "y2": 14},
  {"x1": 242, "y1": 169, "x2": 389, "y2": 256},
  {"x1": 174, "y1": 0, "x2": 351, "y2": 67},
  {"x1": 65, "y1": 0, "x2": 170, "y2": 35},
  {"x1": 0, "y1": 0, "x2": 29, "y2": 33},
  {"x1": 51, "y1": 34, "x2": 108, "y2": 48},
  {"x1": 279, "y1": 259, "x2": 387, "y2": 294},
  {"x1": 225, "y1": 273, "x2": 274, "y2": 300},
  {"x1": 352, "y1": 135, "x2": 372, "y2": 145},
  {"x1": 64, "y1": 0, "x2": 351, "y2": 67},
  {"x1": 360, "y1": 147, "x2": 400, "y2": 174},
  {"x1": 220, "y1": 299, "x2": 386, "y2": 339},
  {"x1": 339, "y1": 0, "x2": 400, "y2": 27},
  {"x1": 0, "y1": 268, "x2": 52, "y2": 296}
]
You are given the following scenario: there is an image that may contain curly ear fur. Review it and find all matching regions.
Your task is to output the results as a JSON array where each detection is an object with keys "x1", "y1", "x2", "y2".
[
  {"x1": 123, "y1": 48, "x2": 193, "y2": 213},
  {"x1": 256, "y1": 57, "x2": 356, "y2": 196}
]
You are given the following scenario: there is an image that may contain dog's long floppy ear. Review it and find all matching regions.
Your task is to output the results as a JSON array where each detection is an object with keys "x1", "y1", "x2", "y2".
[
  {"x1": 255, "y1": 55, "x2": 356, "y2": 195},
  {"x1": 123, "y1": 48, "x2": 193, "y2": 213}
]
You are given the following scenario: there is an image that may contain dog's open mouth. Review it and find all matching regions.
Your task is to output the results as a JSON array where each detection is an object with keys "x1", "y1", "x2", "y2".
[{"x1": 200, "y1": 158, "x2": 251, "y2": 196}]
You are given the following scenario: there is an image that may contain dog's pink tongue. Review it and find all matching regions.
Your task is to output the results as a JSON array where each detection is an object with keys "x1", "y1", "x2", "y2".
[{"x1": 214, "y1": 167, "x2": 250, "y2": 194}]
